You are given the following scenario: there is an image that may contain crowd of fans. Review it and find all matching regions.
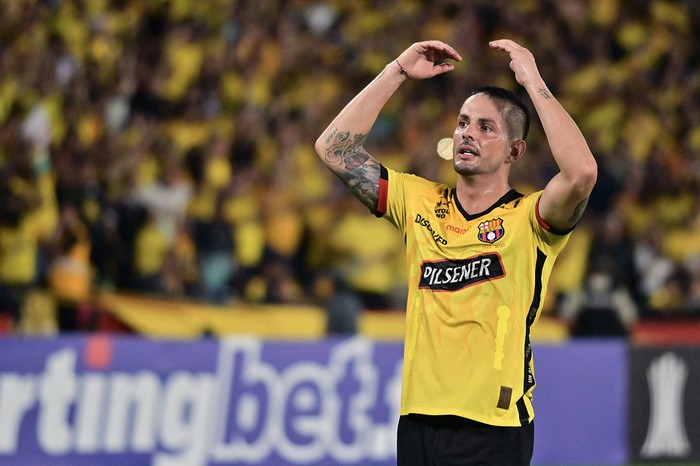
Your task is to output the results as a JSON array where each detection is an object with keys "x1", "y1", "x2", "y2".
[{"x1": 0, "y1": 0, "x2": 699, "y2": 334}]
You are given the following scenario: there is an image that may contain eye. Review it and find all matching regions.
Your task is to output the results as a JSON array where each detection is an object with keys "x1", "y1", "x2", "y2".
[{"x1": 481, "y1": 124, "x2": 493, "y2": 132}]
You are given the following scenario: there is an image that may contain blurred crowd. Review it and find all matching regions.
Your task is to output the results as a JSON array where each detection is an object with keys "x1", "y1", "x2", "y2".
[{"x1": 1, "y1": 0, "x2": 699, "y2": 334}]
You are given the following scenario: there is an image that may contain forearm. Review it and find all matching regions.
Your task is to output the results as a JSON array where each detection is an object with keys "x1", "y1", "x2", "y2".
[
  {"x1": 524, "y1": 80, "x2": 597, "y2": 229},
  {"x1": 315, "y1": 61, "x2": 406, "y2": 168},
  {"x1": 525, "y1": 80, "x2": 597, "y2": 186},
  {"x1": 488, "y1": 38, "x2": 597, "y2": 201},
  {"x1": 315, "y1": 40, "x2": 460, "y2": 209},
  {"x1": 315, "y1": 61, "x2": 407, "y2": 209}
]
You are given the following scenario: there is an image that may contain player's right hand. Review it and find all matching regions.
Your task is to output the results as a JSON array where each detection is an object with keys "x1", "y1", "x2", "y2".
[{"x1": 395, "y1": 40, "x2": 462, "y2": 80}]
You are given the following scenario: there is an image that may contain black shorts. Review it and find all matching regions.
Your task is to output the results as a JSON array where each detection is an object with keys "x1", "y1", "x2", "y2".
[{"x1": 397, "y1": 414, "x2": 534, "y2": 466}]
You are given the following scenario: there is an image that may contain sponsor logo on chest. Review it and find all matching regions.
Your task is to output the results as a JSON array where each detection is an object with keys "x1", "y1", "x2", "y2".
[
  {"x1": 419, "y1": 252, "x2": 505, "y2": 291},
  {"x1": 434, "y1": 197, "x2": 450, "y2": 218},
  {"x1": 415, "y1": 214, "x2": 448, "y2": 245}
]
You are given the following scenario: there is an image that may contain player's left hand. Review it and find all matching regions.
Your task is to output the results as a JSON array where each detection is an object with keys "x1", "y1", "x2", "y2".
[{"x1": 489, "y1": 39, "x2": 543, "y2": 88}]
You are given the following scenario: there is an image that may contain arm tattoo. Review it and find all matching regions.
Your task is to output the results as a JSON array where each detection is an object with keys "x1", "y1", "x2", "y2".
[
  {"x1": 568, "y1": 198, "x2": 589, "y2": 225},
  {"x1": 537, "y1": 88, "x2": 552, "y2": 99},
  {"x1": 323, "y1": 130, "x2": 381, "y2": 210}
]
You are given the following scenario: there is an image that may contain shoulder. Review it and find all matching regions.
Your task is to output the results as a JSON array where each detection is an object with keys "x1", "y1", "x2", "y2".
[
  {"x1": 385, "y1": 167, "x2": 449, "y2": 195},
  {"x1": 376, "y1": 166, "x2": 449, "y2": 219}
]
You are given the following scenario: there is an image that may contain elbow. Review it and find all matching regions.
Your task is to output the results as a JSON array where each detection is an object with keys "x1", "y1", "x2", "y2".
[
  {"x1": 315, "y1": 135, "x2": 340, "y2": 173},
  {"x1": 584, "y1": 156, "x2": 598, "y2": 189},
  {"x1": 576, "y1": 155, "x2": 598, "y2": 195},
  {"x1": 314, "y1": 137, "x2": 325, "y2": 158}
]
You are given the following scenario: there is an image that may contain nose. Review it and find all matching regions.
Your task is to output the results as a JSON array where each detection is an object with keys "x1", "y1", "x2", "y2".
[{"x1": 461, "y1": 123, "x2": 476, "y2": 141}]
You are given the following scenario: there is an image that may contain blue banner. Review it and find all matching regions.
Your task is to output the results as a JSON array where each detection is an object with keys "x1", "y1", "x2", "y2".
[
  {"x1": 0, "y1": 336, "x2": 627, "y2": 465},
  {"x1": 533, "y1": 340, "x2": 628, "y2": 465}
]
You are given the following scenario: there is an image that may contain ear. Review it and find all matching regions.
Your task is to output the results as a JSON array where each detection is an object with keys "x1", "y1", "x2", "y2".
[{"x1": 506, "y1": 140, "x2": 526, "y2": 164}]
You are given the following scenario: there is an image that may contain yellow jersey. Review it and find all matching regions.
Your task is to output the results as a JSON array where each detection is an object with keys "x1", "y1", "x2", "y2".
[{"x1": 375, "y1": 166, "x2": 572, "y2": 427}]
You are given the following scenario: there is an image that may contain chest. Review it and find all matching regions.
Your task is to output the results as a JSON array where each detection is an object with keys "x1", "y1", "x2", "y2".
[{"x1": 408, "y1": 199, "x2": 531, "y2": 260}]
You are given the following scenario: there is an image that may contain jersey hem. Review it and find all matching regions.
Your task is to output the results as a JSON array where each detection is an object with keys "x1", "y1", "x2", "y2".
[{"x1": 399, "y1": 407, "x2": 533, "y2": 428}]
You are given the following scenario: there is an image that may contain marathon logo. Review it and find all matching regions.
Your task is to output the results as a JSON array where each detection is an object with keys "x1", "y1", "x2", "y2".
[{"x1": 419, "y1": 253, "x2": 504, "y2": 291}]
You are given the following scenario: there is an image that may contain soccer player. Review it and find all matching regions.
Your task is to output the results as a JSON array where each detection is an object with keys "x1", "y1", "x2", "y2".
[{"x1": 314, "y1": 39, "x2": 597, "y2": 465}]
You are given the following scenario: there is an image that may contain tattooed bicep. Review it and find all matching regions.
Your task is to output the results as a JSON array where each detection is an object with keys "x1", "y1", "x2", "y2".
[
  {"x1": 336, "y1": 156, "x2": 381, "y2": 210},
  {"x1": 323, "y1": 129, "x2": 381, "y2": 210}
]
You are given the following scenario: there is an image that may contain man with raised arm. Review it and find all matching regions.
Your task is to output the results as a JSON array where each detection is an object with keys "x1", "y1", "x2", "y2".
[{"x1": 315, "y1": 39, "x2": 597, "y2": 465}]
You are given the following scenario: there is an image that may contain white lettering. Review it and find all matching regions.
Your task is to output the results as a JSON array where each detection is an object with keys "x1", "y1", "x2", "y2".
[
  {"x1": 423, "y1": 260, "x2": 496, "y2": 286},
  {"x1": 105, "y1": 372, "x2": 160, "y2": 452},
  {"x1": 443, "y1": 268, "x2": 453, "y2": 284},
  {"x1": 75, "y1": 374, "x2": 106, "y2": 452},
  {"x1": 38, "y1": 349, "x2": 77, "y2": 454},
  {"x1": 276, "y1": 362, "x2": 329, "y2": 463},
  {"x1": 464, "y1": 262, "x2": 473, "y2": 279},
  {"x1": 327, "y1": 338, "x2": 380, "y2": 464},
  {"x1": 0, "y1": 338, "x2": 401, "y2": 466},
  {"x1": 155, "y1": 373, "x2": 217, "y2": 466},
  {"x1": 211, "y1": 338, "x2": 282, "y2": 463},
  {"x1": 480, "y1": 258, "x2": 491, "y2": 276},
  {"x1": 0, "y1": 374, "x2": 36, "y2": 452},
  {"x1": 470, "y1": 259, "x2": 481, "y2": 278}
]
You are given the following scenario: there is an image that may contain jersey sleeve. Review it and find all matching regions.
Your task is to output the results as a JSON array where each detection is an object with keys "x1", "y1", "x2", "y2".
[
  {"x1": 526, "y1": 190, "x2": 574, "y2": 254},
  {"x1": 372, "y1": 166, "x2": 441, "y2": 235}
]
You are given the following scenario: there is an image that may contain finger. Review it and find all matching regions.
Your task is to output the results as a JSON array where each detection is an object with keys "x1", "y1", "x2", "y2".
[
  {"x1": 488, "y1": 39, "x2": 506, "y2": 50},
  {"x1": 439, "y1": 43, "x2": 463, "y2": 62},
  {"x1": 489, "y1": 38, "x2": 517, "y2": 48},
  {"x1": 434, "y1": 63, "x2": 456, "y2": 74},
  {"x1": 489, "y1": 39, "x2": 523, "y2": 53},
  {"x1": 424, "y1": 40, "x2": 463, "y2": 62}
]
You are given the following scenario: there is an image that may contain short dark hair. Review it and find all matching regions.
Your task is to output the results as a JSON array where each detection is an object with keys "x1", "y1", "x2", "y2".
[{"x1": 470, "y1": 86, "x2": 530, "y2": 140}]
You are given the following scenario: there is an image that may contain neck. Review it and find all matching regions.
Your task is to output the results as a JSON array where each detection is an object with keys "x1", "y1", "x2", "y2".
[{"x1": 455, "y1": 175, "x2": 512, "y2": 214}]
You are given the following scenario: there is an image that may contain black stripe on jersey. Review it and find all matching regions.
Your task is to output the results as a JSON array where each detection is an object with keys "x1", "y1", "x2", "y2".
[
  {"x1": 453, "y1": 188, "x2": 523, "y2": 220},
  {"x1": 516, "y1": 248, "x2": 547, "y2": 426},
  {"x1": 373, "y1": 165, "x2": 390, "y2": 218}
]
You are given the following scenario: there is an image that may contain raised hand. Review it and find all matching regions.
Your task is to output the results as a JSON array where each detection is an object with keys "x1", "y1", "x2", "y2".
[
  {"x1": 394, "y1": 40, "x2": 462, "y2": 80},
  {"x1": 489, "y1": 39, "x2": 543, "y2": 88}
]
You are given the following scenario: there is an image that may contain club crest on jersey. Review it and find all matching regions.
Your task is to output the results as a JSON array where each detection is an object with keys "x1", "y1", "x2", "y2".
[{"x1": 477, "y1": 218, "x2": 505, "y2": 244}]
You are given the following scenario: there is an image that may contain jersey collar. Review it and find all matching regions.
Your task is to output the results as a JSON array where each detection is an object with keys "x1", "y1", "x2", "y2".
[{"x1": 452, "y1": 188, "x2": 523, "y2": 221}]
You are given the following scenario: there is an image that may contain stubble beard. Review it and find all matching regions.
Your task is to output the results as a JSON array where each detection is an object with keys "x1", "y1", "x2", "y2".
[{"x1": 453, "y1": 159, "x2": 480, "y2": 177}]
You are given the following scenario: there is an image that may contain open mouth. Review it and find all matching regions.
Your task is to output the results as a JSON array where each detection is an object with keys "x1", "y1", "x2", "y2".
[
  {"x1": 457, "y1": 145, "x2": 478, "y2": 157},
  {"x1": 435, "y1": 139, "x2": 479, "y2": 161}
]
